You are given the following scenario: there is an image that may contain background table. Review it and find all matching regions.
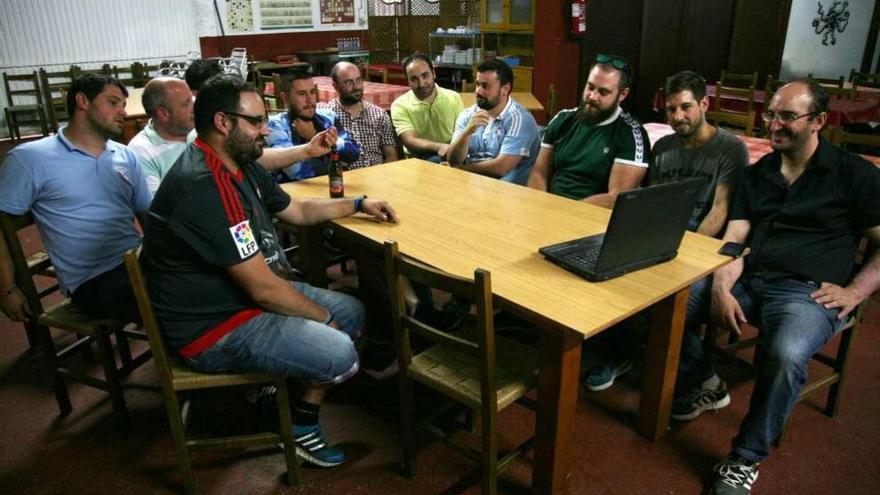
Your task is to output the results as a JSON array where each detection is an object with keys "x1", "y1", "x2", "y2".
[
  {"x1": 284, "y1": 160, "x2": 730, "y2": 494},
  {"x1": 264, "y1": 76, "x2": 409, "y2": 111},
  {"x1": 459, "y1": 91, "x2": 544, "y2": 113}
]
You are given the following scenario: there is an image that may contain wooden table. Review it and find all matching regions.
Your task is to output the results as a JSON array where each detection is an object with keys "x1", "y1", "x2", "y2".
[
  {"x1": 284, "y1": 159, "x2": 730, "y2": 494},
  {"x1": 460, "y1": 91, "x2": 544, "y2": 112}
]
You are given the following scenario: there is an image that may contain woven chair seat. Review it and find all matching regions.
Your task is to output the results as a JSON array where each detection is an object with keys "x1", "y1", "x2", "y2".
[
  {"x1": 408, "y1": 336, "x2": 538, "y2": 410},
  {"x1": 170, "y1": 358, "x2": 282, "y2": 391},
  {"x1": 39, "y1": 298, "x2": 125, "y2": 335}
]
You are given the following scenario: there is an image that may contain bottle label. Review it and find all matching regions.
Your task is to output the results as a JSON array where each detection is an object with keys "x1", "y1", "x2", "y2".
[{"x1": 329, "y1": 177, "x2": 344, "y2": 196}]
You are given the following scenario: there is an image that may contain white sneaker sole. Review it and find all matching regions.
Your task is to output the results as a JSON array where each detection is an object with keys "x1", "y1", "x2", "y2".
[
  {"x1": 671, "y1": 393, "x2": 731, "y2": 421},
  {"x1": 586, "y1": 361, "x2": 634, "y2": 392}
]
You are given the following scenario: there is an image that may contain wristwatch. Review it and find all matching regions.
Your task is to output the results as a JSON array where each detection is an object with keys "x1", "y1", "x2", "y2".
[{"x1": 354, "y1": 195, "x2": 367, "y2": 213}]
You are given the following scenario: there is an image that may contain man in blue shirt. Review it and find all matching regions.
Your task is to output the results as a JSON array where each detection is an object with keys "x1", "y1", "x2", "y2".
[
  {"x1": 0, "y1": 74, "x2": 152, "y2": 323},
  {"x1": 267, "y1": 70, "x2": 360, "y2": 182},
  {"x1": 447, "y1": 59, "x2": 540, "y2": 185}
]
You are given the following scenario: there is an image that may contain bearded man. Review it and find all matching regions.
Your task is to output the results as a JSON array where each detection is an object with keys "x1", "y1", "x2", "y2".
[{"x1": 528, "y1": 54, "x2": 651, "y2": 207}]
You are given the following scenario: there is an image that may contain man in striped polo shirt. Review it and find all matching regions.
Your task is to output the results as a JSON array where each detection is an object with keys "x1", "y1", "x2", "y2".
[{"x1": 143, "y1": 74, "x2": 398, "y2": 468}]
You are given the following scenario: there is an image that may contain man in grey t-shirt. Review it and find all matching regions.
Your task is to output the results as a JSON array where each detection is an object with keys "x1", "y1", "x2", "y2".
[{"x1": 652, "y1": 71, "x2": 748, "y2": 237}]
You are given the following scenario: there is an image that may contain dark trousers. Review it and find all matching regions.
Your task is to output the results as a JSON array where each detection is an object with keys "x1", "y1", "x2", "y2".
[{"x1": 70, "y1": 262, "x2": 139, "y2": 323}]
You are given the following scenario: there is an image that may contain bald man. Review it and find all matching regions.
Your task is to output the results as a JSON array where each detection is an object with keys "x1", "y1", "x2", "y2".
[{"x1": 321, "y1": 62, "x2": 398, "y2": 168}]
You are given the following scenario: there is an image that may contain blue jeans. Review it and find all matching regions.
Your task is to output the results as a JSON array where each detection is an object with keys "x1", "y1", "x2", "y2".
[
  {"x1": 185, "y1": 282, "x2": 365, "y2": 386},
  {"x1": 678, "y1": 275, "x2": 846, "y2": 462}
]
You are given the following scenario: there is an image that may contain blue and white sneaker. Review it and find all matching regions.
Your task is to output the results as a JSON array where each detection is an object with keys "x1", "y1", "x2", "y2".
[
  {"x1": 293, "y1": 424, "x2": 346, "y2": 467},
  {"x1": 585, "y1": 360, "x2": 633, "y2": 391}
]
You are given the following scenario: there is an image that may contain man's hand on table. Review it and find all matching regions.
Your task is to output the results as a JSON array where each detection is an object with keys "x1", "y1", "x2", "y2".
[{"x1": 360, "y1": 198, "x2": 399, "y2": 223}]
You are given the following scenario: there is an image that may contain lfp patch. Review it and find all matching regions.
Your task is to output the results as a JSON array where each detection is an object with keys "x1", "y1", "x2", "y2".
[{"x1": 229, "y1": 220, "x2": 258, "y2": 258}]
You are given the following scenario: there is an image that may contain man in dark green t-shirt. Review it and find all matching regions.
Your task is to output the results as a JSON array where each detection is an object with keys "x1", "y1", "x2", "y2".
[{"x1": 528, "y1": 54, "x2": 651, "y2": 208}]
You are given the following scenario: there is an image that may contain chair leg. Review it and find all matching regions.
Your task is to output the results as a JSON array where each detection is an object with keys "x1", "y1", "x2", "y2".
[
  {"x1": 825, "y1": 325, "x2": 858, "y2": 417},
  {"x1": 399, "y1": 374, "x2": 417, "y2": 478},
  {"x1": 481, "y1": 405, "x2": 498, "y2": 495},
  {"x1": 94, "y1": 329, "x2": 129, "y2": 431},
  {"x1": 275, "y1": 379, "x2": 299, "y2": 487},
  {"x1": 37, "y1": 322, "x2": 72, "y2": 416},
  {"x1": 165, "y1": 391, "x2": 197, "y2": 495},
  {"x1": 115, "y1": 329, "x2": 134, "y2": 369}
]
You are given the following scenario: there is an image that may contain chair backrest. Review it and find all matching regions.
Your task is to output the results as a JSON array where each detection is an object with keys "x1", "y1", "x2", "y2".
[
  {"x1": 0, "y1": 212, "x2": 49, "y2": 317},
  {"x1": 807, "y1": 74, "x2": 844, "y2": 89},
  {"x1": 720, "y1": 70, "x2": 758, "y2": 89},
  {"x1": 383, "y1": 240, "x2": 497, "y2": 397},
  {"x1": 366, "y1": 66, "x2": 388, "y2": 84},
  {"x1": 3, "y1": 71, "x2": 42, "y2": 108},
  {"x1": 256, "y1": 72, "x2": 283, "y2": 112},
  {"x1": 38, "y1": 67, "x2": 73, "y2": 131},
  {"x1": 709, "y1": 82, "x2": 756, "y2": 136},
  {"x1": 763, "y1": 74, "x2": 786, "y2": 103},
  {"x1": 547, "y1": 83, "x2": 558, "y2": 119},
  {"x1": 830, "y1": 125, "x2": 880, "y2": 152},
  {"x1": 823, "y1": 84, "x2": 857, "y2": 100},
  {"x1": 122, "y1": 250, "x2": 176, "y2": 391}
]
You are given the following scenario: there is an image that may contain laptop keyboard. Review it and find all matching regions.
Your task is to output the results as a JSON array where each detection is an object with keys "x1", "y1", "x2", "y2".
[{"x1": 560, "y1": 243, "x2": 602, "y2": 271}]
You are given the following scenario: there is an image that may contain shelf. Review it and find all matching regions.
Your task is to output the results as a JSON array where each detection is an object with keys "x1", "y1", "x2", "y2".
[
  {"x1": 428, "y1": 32, "x2": 481, "y2": 38},
  {"x1": 337, "y1": 50, "x2": 370, "y2": 58}
]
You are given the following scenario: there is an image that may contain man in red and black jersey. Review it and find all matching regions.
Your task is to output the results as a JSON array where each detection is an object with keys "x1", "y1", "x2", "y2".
[{"x1": 143, "y1": 74, "x2": 398, "y2": 467}]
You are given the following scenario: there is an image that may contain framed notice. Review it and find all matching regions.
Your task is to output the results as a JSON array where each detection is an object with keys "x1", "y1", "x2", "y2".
[
  {"x1": 321, "y1": 0, "x2": 355, "y2": 24},
  {"x1": 260, "y1": 0, "x2": 313, "y2": 29}
]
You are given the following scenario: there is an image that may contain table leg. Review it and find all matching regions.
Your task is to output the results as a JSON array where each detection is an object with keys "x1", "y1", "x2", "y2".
[
  {"x1": 296, "y1": 225, "x2": 328, "y2": 288},
  {"x1": 534, "y1": 329, "x2": 582, "y2": 494},
  {"x1": 637, "y1": 286, "x2": 690, "y2": 440}
]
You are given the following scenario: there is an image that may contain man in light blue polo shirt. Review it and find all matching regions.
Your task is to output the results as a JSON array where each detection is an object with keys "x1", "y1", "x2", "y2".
[
  {"x1": 0, "y1": 74, "x2": 151, "y2": 323},
  {"x1": 447, "y1": 59, "x2": 540, "y2": 185}
]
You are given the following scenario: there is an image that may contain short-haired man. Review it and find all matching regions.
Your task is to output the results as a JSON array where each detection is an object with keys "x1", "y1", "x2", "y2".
[
  {"x1": 127, "y1": 77, "x2": 196, "y2": 194},
  {"x1": 267, "y1": 70, "x2": 360, "y2": 182},
  {"x1": 143, "y1": 74, "x2": 399, "y2": 467},
  {"x1": 323, "y1": 62, "x2": 398, "y2": 168},
  {"x1": 447, "y1": 59, "x2": 540, "y2": 184},
  {"x1": 653, "y1": 70, "x2": 748, "y2": 237},
  {"x1": 0, "y1": 74, "x2": 150, "y2": 323},
  {"x1": 184, "y1": 58, "x2": 222, "y2": 95},
  {"x1": 673, "y1": 80, "x2": 879, "y2": 494},
  {"x1": 528, "y1": 54, "x2": 650, "y2": 208},
  {"x1": 391, "y1": 53, "x2": 463, "y2": 162}
]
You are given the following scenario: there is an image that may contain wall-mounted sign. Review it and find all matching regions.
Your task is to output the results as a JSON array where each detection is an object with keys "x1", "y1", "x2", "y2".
[{"x1": 812, "y1": 1, "x2": 850, "y2": 46}]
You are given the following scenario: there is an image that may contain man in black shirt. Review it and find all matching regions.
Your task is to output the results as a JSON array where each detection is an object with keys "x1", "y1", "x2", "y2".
[
  {"x1": 672, "y1": 80, "x2": 880, "y2": 494},
  {"x1": 143, "y1": 74, "x2": 398, "y2": 468}
]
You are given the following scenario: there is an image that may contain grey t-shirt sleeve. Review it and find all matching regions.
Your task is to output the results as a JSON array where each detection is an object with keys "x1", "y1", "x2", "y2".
[{"x1": 716, "y1": 130, "x2": 748, "y2": 185}]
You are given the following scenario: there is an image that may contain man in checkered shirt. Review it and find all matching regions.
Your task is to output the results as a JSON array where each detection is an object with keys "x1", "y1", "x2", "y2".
[{"x1": 320, "y1": 62, "x2": 398, "y2": 168}]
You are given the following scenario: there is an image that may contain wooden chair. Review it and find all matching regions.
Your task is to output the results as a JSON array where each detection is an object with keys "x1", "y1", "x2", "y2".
[
  {"x1": 69, "y1": 64, "x2": 113, "y2": 80},
  {"x1": 807, "y1": 74, "x2": 845, "y2": 89},
  {"x1": 0, "y1": 212, "x2": 151, "y2": 431},
  {"x1": 762, "y1": 74, "x2": 786, "y2": 103},
  {"x1": 546, "y1": 83, "x2": 559, "y2": 119},
  {"x1": 707, "y1": 84, "x2": 756, "y2": 137},
  {"x1": 703, "y1": 239, "x2": 874, "y2": 443},
  {"x1": 823, "y1": 84, "x2": 857, "y2": 100},
  {"x1": 256, "y1": 71, "x2": 283, "y2": 113},
  {"x1": 460, "y1": 80, "x2": 475, "y2": 93},
  {"x1": 365, "y1": 66, "x2": 388, "y2": 84},
  {"x1": 719, "y1": 70, "x2": 758, "y2": 89},
  {"x1": 3, "y1": 71, "x2": 49, "y2": 139},
  {"x1": 122, "y1": 250, "x2": 298, "y2": 495},
  {"x1": 830, "y1": 124, "x2": 880, "y2": 156},
  {"x1": 38, "y1": 67, "x2": 74, "y2": 133},
  {"x1": 383, "y1": 240, "x2": 538, "y2": 495}
]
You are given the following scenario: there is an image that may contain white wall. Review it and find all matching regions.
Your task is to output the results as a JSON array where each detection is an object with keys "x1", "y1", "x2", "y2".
[
  {"x1": 0, "y1": 0, "x2": 201, "y2": 138},
  {"x1": 780, "y1": 0, "x2": 875, "y2": 80}
]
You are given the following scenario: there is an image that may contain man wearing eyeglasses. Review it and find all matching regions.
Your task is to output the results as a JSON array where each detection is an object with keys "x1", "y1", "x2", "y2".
[
  {"x1": 323, "y1": 62, "x2": 398, "y2": 168},
  {"x1": 266, "y1": 70, "x2": 361, "y2": 182},
  {"x1": 653, "y1": 71, "x2": 748, "y2": 237},
  {"x1": 528, "y1": 54, "x2": 650, "y2": 206},
  {"x1": 143, "y1": 74, "x2": 399, "y2": 468},
  {"x1": 674, "y1": 79, "x2": 880, "y2": 495}
]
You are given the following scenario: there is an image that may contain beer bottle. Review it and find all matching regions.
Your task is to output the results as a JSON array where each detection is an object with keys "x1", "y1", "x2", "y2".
[{"x1": 328, "y1": 144, "x2": 344, "y2": 198}]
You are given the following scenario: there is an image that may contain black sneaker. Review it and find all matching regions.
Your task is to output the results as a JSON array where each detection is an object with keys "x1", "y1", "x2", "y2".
[
  {"x1": 710, "y1": 455, "x2": 759, "y2": 494},
  {"x1": 671, "y1": 375, "x2": 730, "y2": 420}
]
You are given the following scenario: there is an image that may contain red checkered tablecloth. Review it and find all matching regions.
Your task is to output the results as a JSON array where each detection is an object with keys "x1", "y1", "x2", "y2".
[{"x1": 264, "y1": 77, "x2": 410, "y2": 111}]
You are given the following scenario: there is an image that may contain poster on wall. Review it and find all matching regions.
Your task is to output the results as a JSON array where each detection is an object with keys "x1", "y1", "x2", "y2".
[
  {"x1": 260, "y1": 0, "x2": 313, "y2": 29},
  {"x1": 320, "y1": 0, "x2": 356, "y2": 24},
  {"x1": 226, "y1": 0, "x2": 255, "y2": 32}
]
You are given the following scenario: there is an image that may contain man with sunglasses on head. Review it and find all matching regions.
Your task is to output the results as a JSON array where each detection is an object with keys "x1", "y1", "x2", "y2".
[
  {"x1": 323, "y1": 62, "x2": 398, "y2": 168},
  {"x1": 673, "y1": 79, "x2": 880, "y2": 495},
  {"x1": 142, "y1": 74, "x2": 399, "y2": 468},
  {"x1": 528, "y1": 54, "x2": 651, "y2": 392},
  {"x1": 266, "y1": 69, "x2": 360, "y2": 182},
  {"x1": 652, "y1": 70, "x2": 748, "y2": 237},
  {"x1": 528, "y1": 54, "x2": 650, "y2": 207},
  {"x1": 447, "y1": 59, "x2": 540, "y2": 184}
]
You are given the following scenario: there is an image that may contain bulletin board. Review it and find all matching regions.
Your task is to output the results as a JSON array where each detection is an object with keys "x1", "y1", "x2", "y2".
[{"x1": 196, "y1": 0, "x2": 367, "y2": 35}]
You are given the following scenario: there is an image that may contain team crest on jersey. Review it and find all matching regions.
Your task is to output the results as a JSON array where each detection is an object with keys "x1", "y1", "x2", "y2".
[{"x1": 229, "y1": 220, "x2": 258, "y2": 258}]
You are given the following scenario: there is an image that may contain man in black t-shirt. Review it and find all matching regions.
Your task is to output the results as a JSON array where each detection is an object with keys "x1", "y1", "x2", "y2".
[
  {"x1": 143, "y1": 75, "x2": 398, "y2": 468},
  {"x1": 673, "y1": 80, "x2": 880, "y2": 495}
]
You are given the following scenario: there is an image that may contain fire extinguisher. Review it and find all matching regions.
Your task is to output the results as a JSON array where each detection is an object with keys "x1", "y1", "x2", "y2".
[{"x1": 569, "y1": 0, "x2": 587, "y2": 39}]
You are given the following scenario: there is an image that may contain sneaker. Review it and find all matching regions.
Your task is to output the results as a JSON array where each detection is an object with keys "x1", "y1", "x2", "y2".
[
  {"x1": 584, "y1": 360, "x2": 633, "y2": 391},
  {"x1": 710, "y1": 455, "x2": 759, "y2": 494},
  {"x1": 244, "y1": 385, "x2": 277, "y2": 405},
  {"x1": 671, "y1": 375, "x2": 731, "y2": 420},
  {"x1": 293, "y1": 424, "x2": 346, "y2": 467}
]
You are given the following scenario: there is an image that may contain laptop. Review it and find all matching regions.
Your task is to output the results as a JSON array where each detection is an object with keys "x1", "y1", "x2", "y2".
[{"x1": 539, "y1": 177, "x2": 706, "y2": 282}]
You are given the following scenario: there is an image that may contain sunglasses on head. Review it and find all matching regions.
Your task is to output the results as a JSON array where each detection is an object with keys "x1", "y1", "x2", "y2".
[{"x1": 595, "y1": 54, "x2": 629, "y2": 71}]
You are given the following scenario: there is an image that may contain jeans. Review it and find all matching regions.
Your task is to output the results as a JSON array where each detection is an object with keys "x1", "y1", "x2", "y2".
[
  {"x1": 185, "y1": 282, "x2": 365, "y2": 386},
  {"x1": 678, "y1": 274, "x2": 846, "y2": 462}
]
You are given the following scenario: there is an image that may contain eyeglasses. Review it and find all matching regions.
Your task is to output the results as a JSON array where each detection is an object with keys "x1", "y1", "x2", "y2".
[
  {"x1": 339, "y1": 78, "x2": 363, "y2": 87},
  {"x1": 223, "y1": 111, "x2": 266, "y2": 127},
  {"x1": 760, "y1": 111, "x2": 817, "y2": 124},
  {"x1": 595, "y1": 54, "x2": 629, "y2": 71}
]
